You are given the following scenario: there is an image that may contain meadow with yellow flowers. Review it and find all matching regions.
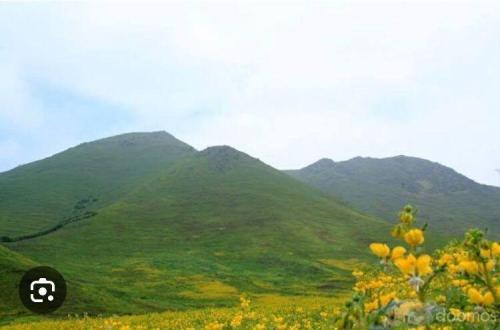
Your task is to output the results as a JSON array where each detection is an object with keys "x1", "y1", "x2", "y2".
[{"x1": 2, "y1": 205, "x2": 499, "y2": 329}]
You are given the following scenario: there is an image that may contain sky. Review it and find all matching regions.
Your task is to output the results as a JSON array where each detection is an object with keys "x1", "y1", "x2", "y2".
[{"x1": 1, "y1": 1, "x2": 499, "y2": 186}]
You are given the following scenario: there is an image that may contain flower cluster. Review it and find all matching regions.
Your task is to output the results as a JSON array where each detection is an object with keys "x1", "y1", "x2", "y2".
[{"x1": 340, "y1": 205, "x2": 499, "y2": 329}]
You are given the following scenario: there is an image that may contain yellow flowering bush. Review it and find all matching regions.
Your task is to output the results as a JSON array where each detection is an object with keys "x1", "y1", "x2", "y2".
[{"x1": 340, "y1": 205, "x2": 499, "y2": 329}]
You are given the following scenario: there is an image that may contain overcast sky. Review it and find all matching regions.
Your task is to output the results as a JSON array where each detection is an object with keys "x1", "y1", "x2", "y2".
[{"x1": 1, "y1": 1, "x2": 499, "y2": 186}]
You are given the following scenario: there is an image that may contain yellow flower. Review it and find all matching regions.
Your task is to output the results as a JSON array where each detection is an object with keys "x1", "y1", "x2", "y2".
[
  {"x1": 205, "y1": 322, "x2": 224, "y2": 330},
  {"x1": 352, "y1": 270, "x2": 364, "y2": 277},
  {"x1": 480, "y1": 248, "x2": 492, "y2": 259},
  {"x1": 380, "y1": 292, "x2": 397, "y2": 306},
  {"x1": 438, "y1": 253, "x2": 453, "y2": 266},
  {"x1": 399, "y1": 212, "x2": 413, "y2": 224},
  {"x1": 273, "y1": 315, "x2": 284, "y2": 324},
  {"x1": 370, "y1": 243, "x2": 390, "y2": 259},
  {"x1": 447, "y1": 264, "x2": 459, "y2": 274},
  {"x1": 364, "y1": 300, "x2": 379, "y2": 313},
  {"x1": 467, "y1": 288, "x2": 494, "y2": 306},
  {"x1": 485, "y1": 259, "x2": 495, "y2": 272},
  {"x1": 231, "y1": 314, "x2": 243, "y2": 327},
  {"x1": 395, "y1": 254, "x2": 416, "y2": 275},
  {"x1": 458, "y1": 260, "x2": 479, "y2": 275},
  {"x1": 416, "y1": 254, "x2": 433, "y2": 276},
  {"x1": 451, "y1": 279, "x2": 467, "y2": 287},
  {"x1": 240, "y1": 296, "x2": 251, "y2": 309},
  {"x1": 492, "y1": 242, "x2": 500, "y2": 257},
  {"x1": 483, "y1": 292, "x2": 495, "y2": 306},
  {"x1": 394, "y1": 254, "x2": 433, "y2": 276},
  {"x1": 254, "y1": 323, "x2": 266, "y2": 330},
  {"x1": 404, "y1": 229, "x2": 425, "y2": 247},
  {"x1": 449, "y1": 308, "x2": 462, "y2": 318},
  {"x1": 391, "y1": 246, "x2": 406, "y2": 261}
]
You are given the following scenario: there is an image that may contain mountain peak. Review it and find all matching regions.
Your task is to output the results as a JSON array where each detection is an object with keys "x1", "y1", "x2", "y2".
[
  {"x1": 82, "y1": 131, "x2": 187, "y2": 147},
  {"x1": 199, "y1": 146, "x2": 259, "y2": 173},
  {"x1": 201, "y1": 145, "x2": 241, "y2": 154},
  {"x1": 59, "y1": 131, "x2": 197, "y2": 158},
  {"x1": 303, "y1": 158, "x2": 335, "y2": 172},
  {"x1": 315, "y1": 158, "x2": 335, "y2": 165}
]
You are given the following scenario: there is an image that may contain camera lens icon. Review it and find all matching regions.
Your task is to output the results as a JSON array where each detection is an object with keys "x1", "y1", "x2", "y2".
[
  {"x1": 19, "y1": 267, "x2": 66, "y2": 314},
  {"x1": 30, "y1": 277, "x2": 56, "y2": 303}
]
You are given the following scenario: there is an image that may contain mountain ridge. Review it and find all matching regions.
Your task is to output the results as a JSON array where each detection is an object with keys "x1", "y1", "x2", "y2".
[
  {"x1": 300, "y1": 155, "x2": 497, "y2": 189},
  {"x1": 288, "y1": 155, "x2": 500, "y2": 236}
]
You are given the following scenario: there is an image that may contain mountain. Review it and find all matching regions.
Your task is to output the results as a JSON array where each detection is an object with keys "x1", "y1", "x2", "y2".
[
  {"x1": 0, "y1": 133, "x2": 392, "y2": 317},
  {"x1": 0, "y1": 131, "x2": 195, "y2": 238},
  {"x1": 287, "y1": 156, "x2": 500, "y2": 237}
]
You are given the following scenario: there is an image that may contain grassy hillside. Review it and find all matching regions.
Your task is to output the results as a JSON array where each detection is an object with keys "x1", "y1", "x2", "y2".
[
  {"x1": 287, "y1": 156, "x2": 500, "y2": 237},
  {"x1": 2, "y1": 141, "x2": 393, "y2": 318},
  {"x1": 0, "y1": 245, "x2": 139, "y2": 325},
  {"x1": 0, "y1": 245, "x2": 35, "y2": 319},
  {"x1": 0, "y1": 131, "x2": 195, "y2": 238}
]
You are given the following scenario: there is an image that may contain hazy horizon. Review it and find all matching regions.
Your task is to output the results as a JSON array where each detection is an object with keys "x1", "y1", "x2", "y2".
[{"x1": 1, "y1": 1, "x2": 499, "y2": 186}]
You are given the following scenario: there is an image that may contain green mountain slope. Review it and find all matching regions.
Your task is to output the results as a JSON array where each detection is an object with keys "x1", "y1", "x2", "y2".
[
  {"x1": 287, "y1": 156, "x2": 500, "y2": 237},
  {"x1": 0, "y1": 245, "x2": 136, "y2": 325},
  {"x1": 0, "y1": 131, "x2": 195, "y2": 238},
  {"x1": 0, "y1": 245, "x2": 35, "y2": 319},
  {"x1": 3, "y1": 140, "x2": 392, "y2": 316}
]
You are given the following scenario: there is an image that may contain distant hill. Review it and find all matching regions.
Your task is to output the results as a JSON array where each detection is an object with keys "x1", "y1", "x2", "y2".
[
  {"x1": 287, "y1": 156, "x2": 500, "y2": 237},
  {"x1": 1, "y1": 133, "x2": 391, "y2": 316}
]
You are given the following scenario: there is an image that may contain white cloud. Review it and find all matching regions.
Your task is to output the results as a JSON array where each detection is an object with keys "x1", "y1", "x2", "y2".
[
  {"x1": 0, "y1": 1, "x2": 499, "y2": 186},
  {"x1": 0, "y1": 55, "x2": 44, "y2": 129}
]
